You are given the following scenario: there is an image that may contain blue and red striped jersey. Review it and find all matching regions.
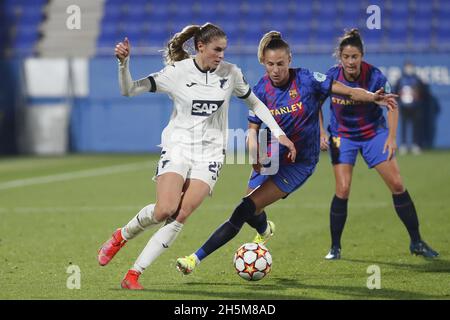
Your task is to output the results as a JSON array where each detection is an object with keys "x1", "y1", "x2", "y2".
[
  {"x1": 248, "y1": 68, "x2": 332, "y2": 164},
  {"x1": 326, "y1": 61, "x2": 391, "y2": 140}
]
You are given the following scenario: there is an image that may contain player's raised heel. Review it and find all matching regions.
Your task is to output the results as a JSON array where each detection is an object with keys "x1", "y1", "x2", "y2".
[
  {"x1": 176, "y1": 255, "x2": 197, "y2": 275},
  {"x1": 410, "y1": 240, "x2": 439, "y2": 258},
  {"x1": 253, "y1": 220, "x2": 276, "y2": 244},
  {"x1": 97, "y1": 228, "x2": 127, "y2": 266},
  {"x1": 325, "y1": 246, "x2": 341, "y2": 260},
  {"x1": 121, "y1": 270, "x2": 144, "y2": 290}
]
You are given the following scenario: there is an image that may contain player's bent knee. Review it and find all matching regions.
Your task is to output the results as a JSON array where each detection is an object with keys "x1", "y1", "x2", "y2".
[
  {"x1": 390, "y1": 180, "x2": 405, "y2": 194},
  {"x1": 229, "y1": 197, "x2": 256, "y2": 227},
  {"x1": 154, "y1": 204, "x2": 178, "y2": 221},
  {"x1": 336, "y1": 184, "x2": 351, "y2": 198}
]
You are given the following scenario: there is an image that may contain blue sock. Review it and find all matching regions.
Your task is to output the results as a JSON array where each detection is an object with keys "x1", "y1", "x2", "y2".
[
  {"x1": 194, "y1": 248, "x2": 207, "y2": 260},
  {"x1": 246, "y1": 211, "x2": 268, "y2": 234},
  {"x1": 393, "y1": 190, "x2": 421, "y2": 243},
  {"x1": 330, "y1": 195, "x2": 348, "y2": 248},
  {"x1": 195, "y1": 197, "x2": 256, "y2": 261}
]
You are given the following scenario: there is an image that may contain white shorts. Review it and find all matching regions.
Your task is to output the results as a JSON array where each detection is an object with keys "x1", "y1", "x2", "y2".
[{"x1": 154, "y1": 148, "x2": 223, "y2": 194}]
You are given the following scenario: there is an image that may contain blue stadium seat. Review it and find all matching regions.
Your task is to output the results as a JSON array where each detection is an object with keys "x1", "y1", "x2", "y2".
[
  {"x1": 12, "y1": 26, "x2": 39, "y2": 56},
  {"x1": 286, "y1": 22, "x2": 313, "y2": 47},
  {"x1": 126, "y1": 5, "x2": 147, "y2": 22},
  {"x1": 167, "y1": 20, "x2": 199, "y2": 36},
  {"x1": 438, "y1": 0, "x2": 450, "y2": 12},
  {"x1": 290, "y1": 3, "x2": 313, "y2": 21},
  {"x1": 239, "y1": 21, "x2": 264, "y2": 46},
  {"x1": 169, "y1": 2, "x2": 195, "y2": 18},
  {"x1": 435, "y1": 28, "x2": 450, "y2": 50},
  {"x1": 135, "y1": 30, "x2": 166, "y2": 47},
  {"x1": 313, "y1": 21, "x2": 340, "y2": 51},
  {"x1": 147, "y1": 3, "x2": 170, "y2": 18},
  {"x1": 315, "y1": 2, "x2": 338, "y2": 22},
  {"x1": 142, "y1": 6, "x2": 170, "y2": 27},
  {"x1": 388, "y1": 2, "x2": 410, "y2": 20},
  {"x1": 411, "y1": 28, "x2": 432, "y2": 50},
  {"x1": 100, "y1": 21, "x2": 118, "y2": 36},
  {"x1": 5, "y1": 0, "x2": 46, "y2": 6},
  {"x1": 93, "y1": 0, "x2": 447, "y2": 54},
  {"x1": 1, "y1": 0, "x2": 43, "y2": 56},
  {"x1": 436, "y1": 18, "x2": 450, "y2": 35},
  {"x1": 411, "y1": 17, "x2": 432, "y2": 34},
  {"x1": 389, "y1": 27, "x2": 409, "y2": 48},
  {"x1": 437, "y1": 8, "x2": 450, "y2": 26},
  {"x1": 218, "y1": 20, "x2": 240, "y2": 36},
  {"x1": 16, "y1": 7, "x2": 43, "y2": 24},
  {"x1": 243, "y1": 5, "x2": 266, "y2": 21},
  {"x1": 339, "y1": 9, "x2": 365, "y2": 31},
  {"x1": 197, "y1": 1, "x2": 219, "y2": 16},
  {"x1": 105, "y1": 0, "x2": 124, "y2": 5},
  {"x1": 362, "y1": 29, "x2": 384, "y2": 50},
  {"x1": 133, "y1": 20, "x2": 167, "y2": 47},
  {"x1": 223, "y1": 0, "x2": 250, "y2": 9},
  {"x1": 97, "y1": 30, "x2": 118, "y2": 48},
  {"x1": 102, "y1": 4, "x2": 122, "y2": 22},
  {"x1": 340, "y1": 4, "x2": 361, "y2": 18},
  {"x1": 260, "y1": 0, "x2": 281, "y2": 17},
  {"x1": 262, "y1": 20, "x2": 289, "y2": 35},
  {"x1": 116, "y1": 22, "x2": 142, "y2": 40},
  {"x1": 411, "y1": 2, "x2": 433, "y2": 20},
  {"x1": 4, "y1": 5, "x2": 23, "y2": 22}
]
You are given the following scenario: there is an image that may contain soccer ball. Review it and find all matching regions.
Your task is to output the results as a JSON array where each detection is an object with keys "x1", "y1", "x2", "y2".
[{"x1": 233, "y1": 242, "x2": 272, "y2": 281}]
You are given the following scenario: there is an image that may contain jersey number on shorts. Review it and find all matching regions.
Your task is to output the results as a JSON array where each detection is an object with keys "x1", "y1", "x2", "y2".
[{"x1": 208, "y1": 162, "x2": 222, "y2": 181}]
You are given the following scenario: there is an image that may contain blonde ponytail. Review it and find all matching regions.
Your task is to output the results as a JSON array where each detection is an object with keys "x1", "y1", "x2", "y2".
[{"x1": 257, "y1": 31, "x2": 290, "y2": 64}]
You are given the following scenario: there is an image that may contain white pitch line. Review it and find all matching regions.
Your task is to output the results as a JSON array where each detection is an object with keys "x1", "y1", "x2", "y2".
[{"x1": 0, "y1": 162, "x2": 154, "y2": 190}]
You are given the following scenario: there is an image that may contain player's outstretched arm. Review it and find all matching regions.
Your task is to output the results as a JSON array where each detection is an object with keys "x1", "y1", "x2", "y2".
[
  {"x1": 243, "y1": 92, "x2": 296, "y2": 162},
  {"x1": 331, "y1": 81, "x2": 398, "y2": 111},
  {"x1": 248, "y1": 122, "x2": 269, "y2": 172},
  {"x1": 384, "y1": 105, "x2": 399, "y2": 160},
  {"x1": 116, "y1": 37, "x2": 152, "y2": 97},
  {"x1": 319, "y1": 109, "x2": 329, "y2": 151}
]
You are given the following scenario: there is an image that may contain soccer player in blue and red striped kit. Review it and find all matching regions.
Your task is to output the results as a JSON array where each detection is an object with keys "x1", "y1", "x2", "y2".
[
  {"x1": 320, "y1": 29, "x2": 438, "y2": 260},
  {"x1": 176, "y1": 31, "x2": 398, "y2": 275}
]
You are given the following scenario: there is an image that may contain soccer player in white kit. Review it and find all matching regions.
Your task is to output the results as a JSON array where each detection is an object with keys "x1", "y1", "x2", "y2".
[{"x1": 97, "y1": 23, "x2": 296, "y2": 290}]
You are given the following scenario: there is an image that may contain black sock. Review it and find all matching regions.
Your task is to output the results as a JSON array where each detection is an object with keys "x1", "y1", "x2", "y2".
[
  {"x1": 393, "y1": 190, "x2": 421, "y2": 243},
  {"x1": 330, "y1": 195, "x2": 348, "y2": 248},
  {"x1": 197, "y1": 197, "x2": 256, "y2": 259},
  {"x1": 246, "y1": 211, "x2": 268, "y2": 234}
]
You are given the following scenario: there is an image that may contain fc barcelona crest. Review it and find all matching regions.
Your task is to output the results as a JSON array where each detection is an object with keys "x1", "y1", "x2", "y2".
[{"x1": 289, "y1": 89, "x2": 298, "y2": 99}]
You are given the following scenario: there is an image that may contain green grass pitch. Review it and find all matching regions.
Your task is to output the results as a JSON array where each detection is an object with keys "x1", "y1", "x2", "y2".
[{"x1": 0, "y1": 152, "x2": 449, "y2": 300}]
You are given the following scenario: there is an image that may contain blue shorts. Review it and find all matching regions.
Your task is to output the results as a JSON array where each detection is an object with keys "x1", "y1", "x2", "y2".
[
  {"x1": 248, "y1": 162, "x2": 316, "y2": 194},
  {"x1": 329, "y1": 129, "x2": 391, "y2": 168}
]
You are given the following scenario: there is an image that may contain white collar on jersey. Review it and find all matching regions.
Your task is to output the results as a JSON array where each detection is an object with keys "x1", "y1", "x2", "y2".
[{"x1": 193, "y1": 58, "x2": 216, "y2": 74}]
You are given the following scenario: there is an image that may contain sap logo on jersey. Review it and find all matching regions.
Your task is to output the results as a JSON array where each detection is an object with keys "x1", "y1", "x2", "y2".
[{"x1": 191, "y1": 100, "x2": 224, "y2": 116}]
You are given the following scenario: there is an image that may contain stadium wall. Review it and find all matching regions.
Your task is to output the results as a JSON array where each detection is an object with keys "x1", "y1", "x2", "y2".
[{"x1": 1, "y1": 53, "x2": 449, "y2": 154}]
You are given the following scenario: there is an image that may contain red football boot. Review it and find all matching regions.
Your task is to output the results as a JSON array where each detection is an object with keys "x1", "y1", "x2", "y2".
[
  {"x1": 97, "y1": 228, "x2": 127, "y2": 266},
  {"x1": 121, "y1": 270, "x2": 144, "y2": 290}
]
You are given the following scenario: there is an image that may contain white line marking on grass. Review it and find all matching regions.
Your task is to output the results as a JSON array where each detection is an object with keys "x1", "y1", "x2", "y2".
[{"x1": 0, "y1": 162, "x2": 153, "y2": 190}]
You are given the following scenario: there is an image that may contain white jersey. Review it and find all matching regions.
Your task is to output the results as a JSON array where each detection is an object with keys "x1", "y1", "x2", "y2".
[{"x1": 148, "y1": 59, "x2": 250, "y2": 162}]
